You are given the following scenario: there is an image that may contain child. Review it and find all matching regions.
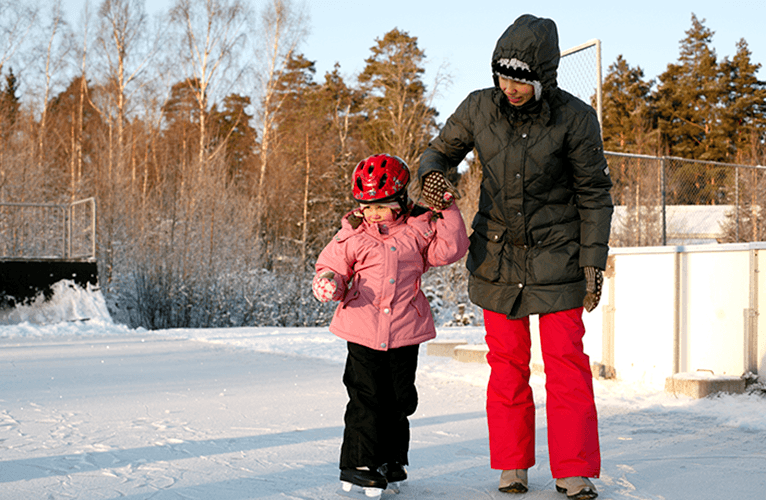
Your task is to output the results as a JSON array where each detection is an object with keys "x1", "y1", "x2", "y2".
[{"x1": 312, "y1": 154, "x2": 469, "y2": 497}]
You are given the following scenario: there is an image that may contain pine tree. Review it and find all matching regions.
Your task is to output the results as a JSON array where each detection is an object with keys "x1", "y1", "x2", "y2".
[
  {"x1": 307, "y1": 64, "x2": 368, "y2": 258},
  {"x1": 655, "y1": 14, "x2": 723, "y2": 161},
  {"x1": 253, "y1": 53, "x2": 319, "y2": 269},
  {"x1": 0, "y1": 67, "x2": 24, "y2": 201},
  {"x1": 310, "y1": 65, "x2": 369, "y2": 254},
  {"x1": 654, "y1": 14, "x2": 730, "y2": 205},
  {"x1": 357, "y1": 28, "x2": 437, "y2": 168},
  {"x1": 717, "y1": 39, "x2": 766, "y2": 165},
  {"x1": 0, "y1": 67, "x2": 20, "y2": 129},
  {"x1": 44, "y1": 76, "x2": 105, "y2": 197},
  {"x1": 717, "y1": 39, "x2": 766, "y2": 242},
  {"x1": 601, "y1": 55, "x2": 656, "y2": 154},
  {"x1": 208, "y1": 93, "x2": 257, "y2": 185},
  {"x1": 601, "y1": 56, "x2": 664, "y2": 244},
  {"x1": 161, "y1": 77, "x2": 204, "y2": 183}
]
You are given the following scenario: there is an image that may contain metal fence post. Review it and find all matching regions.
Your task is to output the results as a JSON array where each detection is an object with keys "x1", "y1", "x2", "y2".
[
  {"x1": 673, "y1": 249, "x2": 681, "y2": 374},
  {"x1": 559, "y1": 39, "x2": 602, "y2": 126},
  {"x1": 735, "y1": 166, "x2": 740, "y2": 242},
  {"x1": 595, "y1": 39, "x2": 602, "y2": 128},
  {"x1": 661, "y1": 156, "x2": 667, "y2": 246},
  {"x1": 61, "y1": 205, "x2": 68, "y2": 259},
  {"x1": 745, "y1": 248, "x2": 759, "y2": 374},
  {"x1": 66, "y1": 204, "x2": 72, "y2": 259},
  {"x1": 91, "y1": 198, "x2": 97, "y2": 260}
]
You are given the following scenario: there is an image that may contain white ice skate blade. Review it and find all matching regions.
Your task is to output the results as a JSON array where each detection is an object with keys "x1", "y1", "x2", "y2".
[
  {"x1": 339, "y1": 481, "x2": 384, "y2": 498},
  {"x1": 386, "y1": 481, "x2": 403, "y2": 494}
]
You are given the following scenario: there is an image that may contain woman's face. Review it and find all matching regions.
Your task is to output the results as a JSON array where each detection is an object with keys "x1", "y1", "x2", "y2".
[
  {"x1": 361, "y1": 205, "x2": 395, "y2": 223},
  {"x1": 498, "y1": 76, "x2": 535, "y2": 107}
]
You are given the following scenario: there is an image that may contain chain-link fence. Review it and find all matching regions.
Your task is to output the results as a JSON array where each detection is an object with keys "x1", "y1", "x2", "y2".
[
  {"x1": 607, "y1": 152, "x2": 766, "y2": 246},
  {"x1": 0, "y1": 198, "x2": 96, "y2": 260},
  {"x1": 559, "y1": 38, "x2": 602, "y2": 126},
  {"x1": 558, "y1": 42, "x2": 765, "y2": 246}
]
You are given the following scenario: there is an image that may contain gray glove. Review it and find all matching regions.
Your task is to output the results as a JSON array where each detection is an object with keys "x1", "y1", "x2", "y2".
[
  {"x1": 420, "y1": 171, "x2": 460, "y2": 210},
  {"x1": 583, "y1": 266, "x2": 603, "y2": 312}
]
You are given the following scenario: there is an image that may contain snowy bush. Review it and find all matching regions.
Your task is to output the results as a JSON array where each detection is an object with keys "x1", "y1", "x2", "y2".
[
  {"x1": 108, "y1": 265, "x2": 337, "y2": 329},
  {"x1": 106, "y1": 259, "x2": 479, "y2": 330},
  {"x1": 421, "y1": 259, "x2": 482, "y2": 327}
]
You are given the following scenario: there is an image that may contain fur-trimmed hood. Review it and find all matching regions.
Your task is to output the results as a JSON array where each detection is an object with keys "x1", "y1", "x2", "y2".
[{"x1": 491, "y1": 14, "x2": 560, "y2": 97}]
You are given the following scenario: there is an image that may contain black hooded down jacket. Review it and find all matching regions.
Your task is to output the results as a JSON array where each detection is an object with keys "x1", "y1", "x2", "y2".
[{"x1": 418, "y1": 14, "x2": 613, "y2": 319}]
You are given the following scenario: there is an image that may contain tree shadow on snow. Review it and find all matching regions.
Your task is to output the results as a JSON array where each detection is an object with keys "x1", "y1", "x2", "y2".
[{"x1": 0, "y1": 411, "x2": 486, "y2": 485}]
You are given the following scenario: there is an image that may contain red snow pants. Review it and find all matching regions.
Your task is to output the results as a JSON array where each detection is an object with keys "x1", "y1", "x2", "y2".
[{"x1": 483, "y1": 307, "x2": 600, "y2": 478}]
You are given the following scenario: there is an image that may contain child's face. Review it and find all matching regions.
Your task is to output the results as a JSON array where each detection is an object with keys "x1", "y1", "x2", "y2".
[{"x1": 361, "y1": 205, "x2": 395, "y2": 223}]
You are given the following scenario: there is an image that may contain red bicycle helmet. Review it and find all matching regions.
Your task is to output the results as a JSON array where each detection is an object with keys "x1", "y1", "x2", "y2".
[{"x1": 352, "y1": 154, "x2": 410, "y2": 203}]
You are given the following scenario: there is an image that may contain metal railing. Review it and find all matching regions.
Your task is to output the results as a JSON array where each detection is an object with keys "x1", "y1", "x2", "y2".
[{"x1": 0, "y1": 198, "x2": 96, "y2": 260}]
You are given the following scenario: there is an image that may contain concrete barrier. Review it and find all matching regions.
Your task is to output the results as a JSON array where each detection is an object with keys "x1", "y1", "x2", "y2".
[
  {"x1": 428, "y1": 340, "x2": 617, "y2": 381},
  {"x1": 665, "y1": 372, "x2": 746, "y2": 398},
  {"x1": 426, "y1": 340, "x2": 468, "y2": 357},
  {"x1": 453, "y1": 344, "x2": 489, "y2": 364}
]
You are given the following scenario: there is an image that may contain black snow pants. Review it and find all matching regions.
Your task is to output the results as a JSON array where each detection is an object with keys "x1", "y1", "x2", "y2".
[{"x1": 339, "y1": 341, "x2": 419, "y2": 470}]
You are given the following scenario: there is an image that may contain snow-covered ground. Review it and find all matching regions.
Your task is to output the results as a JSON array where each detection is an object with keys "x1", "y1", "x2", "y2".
[{"x1": 2, "y1": 285, "x2": 766, "y2": 499}]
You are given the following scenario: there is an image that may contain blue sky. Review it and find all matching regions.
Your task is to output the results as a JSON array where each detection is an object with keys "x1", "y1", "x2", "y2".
[{"x1": 61, "y1": 0, "x2": 764, "y2": 121}]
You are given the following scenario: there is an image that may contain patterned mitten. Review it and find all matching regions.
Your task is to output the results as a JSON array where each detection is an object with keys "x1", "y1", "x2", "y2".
[
  {"x1": 312, "y1": 272, "x2": 343, "y2": 303},
  {"x1": 421, "y1": 171, "x2": 459, "y2": 210},
  {"x1": 583, "y1": 266, "x2": 603, "y2": 312}
]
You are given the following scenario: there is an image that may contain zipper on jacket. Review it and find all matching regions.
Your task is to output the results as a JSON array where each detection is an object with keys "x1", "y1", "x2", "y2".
[{"x1": 518, "y1": 121, "x2": 531, "y2": 249}]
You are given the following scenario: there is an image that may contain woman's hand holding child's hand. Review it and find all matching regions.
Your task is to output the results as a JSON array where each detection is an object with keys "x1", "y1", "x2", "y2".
[
  {"x1": 312, "y1": 272, "x2": 343, "y2": 302},
  {"x1": 420, "y1": 171, "x2": 459, "y2": 210}
]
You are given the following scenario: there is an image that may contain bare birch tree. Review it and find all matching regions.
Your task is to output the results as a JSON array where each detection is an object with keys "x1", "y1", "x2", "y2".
[
  {"x1": 168, "y1": 0, "x2": 247, "y2": 169},
  {"x1": 0, "y1": 0, "x2": 37, "y2": 72},
  {"x1": 252, "y1": 0, "x2": 308, "y2": 233},
  {"x1": 37, "y1": 3, "x2": 71, "y2": 174},
  {"x1": 0, "y1": 1, "x2": 37, "y2": 201},
  {"x1": 95, "y1": 0, "x2": 158, "y2": 180},
  {"x1": 71, "y1": 1, "x2": 93, "y2": 200}
]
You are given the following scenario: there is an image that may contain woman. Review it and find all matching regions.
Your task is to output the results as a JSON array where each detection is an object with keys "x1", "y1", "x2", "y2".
[{"x1": 416, "y1": 14, "x2": 613, "y2": 500}]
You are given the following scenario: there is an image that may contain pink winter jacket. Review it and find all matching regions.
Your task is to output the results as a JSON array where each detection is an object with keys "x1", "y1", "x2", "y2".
[{"x1": 316, "y1": 203, "x2": 470, "y2": 351}]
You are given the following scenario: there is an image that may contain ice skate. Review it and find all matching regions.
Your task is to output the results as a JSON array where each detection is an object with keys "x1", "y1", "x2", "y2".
[
  {"x1": 339, "y1": 467, "x2": 387, "y2": 498},
  {"x1": 379, "y1": 462, "x2": 407, "y2": 493},
  {"x1": 555, "y1": 476, "x2": 598, "y2": 499},
  {"x1": 499, "y1": 468, "x2": 528, "y2": 493}
]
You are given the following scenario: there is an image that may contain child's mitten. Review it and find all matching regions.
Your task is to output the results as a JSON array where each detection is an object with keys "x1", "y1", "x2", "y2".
[{"x1": 312, "y1": 272, "x2": 343, "y2": 302}]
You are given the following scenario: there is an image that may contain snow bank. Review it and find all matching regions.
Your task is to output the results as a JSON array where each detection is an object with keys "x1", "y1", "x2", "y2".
[{"x1": 0, "y1": 279, "x2": 123, "y2": 335}]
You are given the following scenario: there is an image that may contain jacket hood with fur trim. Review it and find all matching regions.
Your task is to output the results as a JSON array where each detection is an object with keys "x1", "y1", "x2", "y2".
[{"x1": 491, "y1": 14, "x2": 560, "y2": 96}]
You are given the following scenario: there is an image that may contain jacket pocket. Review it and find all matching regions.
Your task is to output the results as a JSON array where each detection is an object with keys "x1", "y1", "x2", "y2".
[
  {"x1": 529, "y1": 218, "x2": 580, "y2": 248},
  {"x1": 529, "y1": 220, "x2": 581, "y2": 284},
  {"x1": 410, "y1": 294, "x2": 426, "y2": 317},
  {"x1": 340, "y1": 288, "x2": 361, "y2": 309},
  {"x1": 466, "y1": 217, "x2": 506, "y2": 283}
]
